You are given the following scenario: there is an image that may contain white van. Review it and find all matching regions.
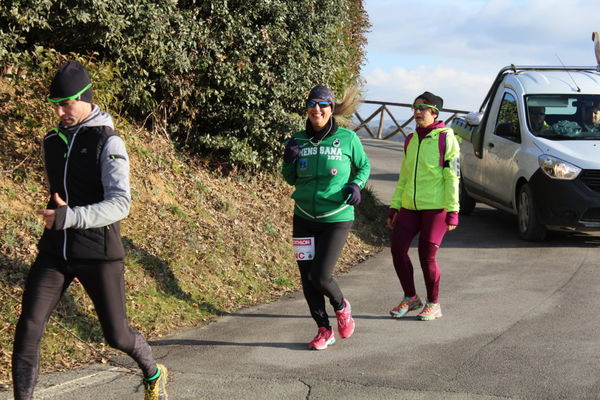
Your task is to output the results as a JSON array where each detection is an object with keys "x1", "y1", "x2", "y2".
[{"x1": 452, "y1": 65, "x2": 600, "y2": 240}]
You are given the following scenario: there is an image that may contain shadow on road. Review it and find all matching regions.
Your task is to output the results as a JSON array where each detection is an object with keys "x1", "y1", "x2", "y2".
[
  {"x1": 442, "y1": 207, "x2": 600, "y2": 249},
  {"x1": 148, "y1": 313, "x2": 397, "y2": 350},
  {"x1": 149, "y1": 338, "x2": 307, "y2": 351},
  {"x1": 215, "y1": 313, "x2": 393, "y2": 320}
]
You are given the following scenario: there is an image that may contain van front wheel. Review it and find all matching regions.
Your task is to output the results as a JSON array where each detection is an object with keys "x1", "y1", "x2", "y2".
[{"x1": 517, "y1": 184, "x2": 546, "y2": 241}]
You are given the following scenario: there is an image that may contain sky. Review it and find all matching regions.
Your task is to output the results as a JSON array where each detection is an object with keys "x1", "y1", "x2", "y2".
[{"x1": 360, "y1": 0, "x2": 600, "y2": 118}]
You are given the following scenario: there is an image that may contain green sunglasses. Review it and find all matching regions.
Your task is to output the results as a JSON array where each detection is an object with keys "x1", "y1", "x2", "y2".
[
  {"x1": 48, "y1": 83, "x2": 92, "y2": 104},
  {"x1": 412, "y1": 103, "x2": 439, "y2": 112}
]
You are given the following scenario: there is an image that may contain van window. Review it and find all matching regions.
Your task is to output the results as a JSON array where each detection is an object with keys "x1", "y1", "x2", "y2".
[
  {"x1": 494, "y1": 92, "x2": 521, "y2": 142},
  {"x1": 526, "y1": 95, "x2": 600, "y2": 139}
]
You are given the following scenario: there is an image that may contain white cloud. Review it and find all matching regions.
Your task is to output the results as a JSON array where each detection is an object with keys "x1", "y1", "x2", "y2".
[
  {"x1": 361, "y1": 0, "x2": 600, "y2": 111},
  {"x1": 366, "y1": 0, "x2": 599, "y2": 60},
  {"x1": 363, "y1": 66, "x2": 492, "y2": 111}
]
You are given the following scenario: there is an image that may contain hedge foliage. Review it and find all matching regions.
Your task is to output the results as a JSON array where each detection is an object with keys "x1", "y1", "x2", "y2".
[{"x1": 0, "y1": 0, "x2": 369, "y2": 169}]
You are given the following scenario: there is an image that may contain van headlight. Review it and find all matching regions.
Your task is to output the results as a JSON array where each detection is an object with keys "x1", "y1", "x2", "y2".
[{"x1": 538, "y1": 155, "x2": 581, "y2": 180}]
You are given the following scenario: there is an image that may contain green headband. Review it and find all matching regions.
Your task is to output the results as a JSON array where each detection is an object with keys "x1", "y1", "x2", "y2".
[{"x1": 48, "y1": 83, "x2": 92, "y2": 103}]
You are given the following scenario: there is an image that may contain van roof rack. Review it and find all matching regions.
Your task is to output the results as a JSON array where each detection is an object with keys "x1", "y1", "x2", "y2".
[
  {"x1": 503, "y1": 65, "x2": 598, "y2": 73},
  {"x1": 479, "y1": 65, "x2": 599, "y2": 111}
]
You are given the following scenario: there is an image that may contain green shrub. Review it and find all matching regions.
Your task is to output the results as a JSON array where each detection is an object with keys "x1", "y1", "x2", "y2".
[{"x1": 0, "y1": 0, "x2": 370, "y2": 170}]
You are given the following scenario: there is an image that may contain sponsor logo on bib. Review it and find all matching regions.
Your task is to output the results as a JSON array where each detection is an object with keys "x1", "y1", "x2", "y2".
[{"x1": 293, "y1": 237, "x2": 315, "y2": 260}]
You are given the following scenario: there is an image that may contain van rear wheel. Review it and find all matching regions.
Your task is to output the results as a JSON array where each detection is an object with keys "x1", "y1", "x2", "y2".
[{"x1": 517, "y1": 184, "x2": 546, "y2": 241}]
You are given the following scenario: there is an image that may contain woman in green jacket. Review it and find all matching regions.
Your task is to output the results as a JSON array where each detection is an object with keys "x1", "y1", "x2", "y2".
[
  {"x1": 387, "y1": 91, "x2": 460, "y2": 321},
  {"x1": 282, "y1": 85, "x2": 370, "y2": 350}
]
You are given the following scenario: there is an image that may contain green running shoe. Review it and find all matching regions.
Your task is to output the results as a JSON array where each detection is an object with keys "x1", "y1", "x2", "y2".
[{"x1": 390, "y1": 296, "x2": 423, "y2": 318}]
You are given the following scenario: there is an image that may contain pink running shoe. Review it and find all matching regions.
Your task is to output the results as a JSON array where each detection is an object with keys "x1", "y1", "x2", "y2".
[
  {"x1": 308, "y1": 327, "x2": 335, "y2": 350},
  {"x1": 335, "y1": 299, "x2": 355, "y2": 338}
]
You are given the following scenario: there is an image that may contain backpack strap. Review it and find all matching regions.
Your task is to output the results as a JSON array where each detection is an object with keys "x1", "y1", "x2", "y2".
[{"x1": 438, "y1": 129, "x2": 449, "y2": 167}]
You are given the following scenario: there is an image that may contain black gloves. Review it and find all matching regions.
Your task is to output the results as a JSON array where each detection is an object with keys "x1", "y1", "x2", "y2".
[
  {"x1": 284, "y1": 137, "x2": 300, "y2": 163},
  {"x1": 343, "y1": 183, "x2": 361, "y2": 206}
]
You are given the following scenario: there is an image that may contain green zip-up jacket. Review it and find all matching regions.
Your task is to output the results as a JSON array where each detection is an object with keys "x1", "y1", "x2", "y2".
[
  {"x1": 282, "y1": 126, "x2": 371, "y2": 222},
  {"x1": 390, "y1": 127, "x2": 460, "y2": 212}
]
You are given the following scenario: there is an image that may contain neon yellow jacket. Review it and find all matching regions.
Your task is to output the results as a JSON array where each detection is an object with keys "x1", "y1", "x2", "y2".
[{"x1": 390, "y1": 127, "x2": 460, "y2": 212}]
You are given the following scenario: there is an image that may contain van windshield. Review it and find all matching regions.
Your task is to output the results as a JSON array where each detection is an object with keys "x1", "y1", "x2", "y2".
[{"x1": 525, "y1": 95, "x2": 600, "y2": 140}]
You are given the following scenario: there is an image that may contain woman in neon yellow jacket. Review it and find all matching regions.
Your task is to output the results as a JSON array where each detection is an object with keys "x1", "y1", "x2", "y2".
[
  {"x1": 387, "y1": 91, "x2": 460, "y2": 321},
  {"x1": 282, "y1": 85, "x2": 370, "y2": 350}
]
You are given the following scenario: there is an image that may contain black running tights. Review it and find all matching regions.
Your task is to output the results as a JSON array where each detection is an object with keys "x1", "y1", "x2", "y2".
[
  {"x1": 293, "y1": 215, "x2": 352, "y2": 328},
  {"x1": 12, "y1": 253, "x2": 157, "y2": 399}
]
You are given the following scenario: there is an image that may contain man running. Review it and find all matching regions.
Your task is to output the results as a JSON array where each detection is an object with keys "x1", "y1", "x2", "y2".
[{"x1": 11, "y1": 60, "x2": 168, "y2": 400}]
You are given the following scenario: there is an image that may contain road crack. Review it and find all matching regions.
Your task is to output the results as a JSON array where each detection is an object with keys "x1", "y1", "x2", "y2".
[{"x1": 298, "y1": 379, "x2": 312, "y2": 399}]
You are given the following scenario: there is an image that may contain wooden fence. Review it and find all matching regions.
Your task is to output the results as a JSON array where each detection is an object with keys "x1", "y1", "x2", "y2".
[{"x1": 353, "y1": 100, "x2": 470, "y2": 140}]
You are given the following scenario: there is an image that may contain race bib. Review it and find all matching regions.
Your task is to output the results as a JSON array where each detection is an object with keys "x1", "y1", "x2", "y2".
[{"x1": 293, "y1": 237, "x2": 315, "y2": 261}]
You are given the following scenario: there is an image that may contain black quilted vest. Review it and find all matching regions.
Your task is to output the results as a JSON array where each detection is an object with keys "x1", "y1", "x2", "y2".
[{"x1": 38, "y1": 125, "x2": 125, "y2": 261}]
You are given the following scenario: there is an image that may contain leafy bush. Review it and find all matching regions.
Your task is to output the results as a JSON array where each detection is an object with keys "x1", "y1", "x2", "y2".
[{"x1": 0, "y1": 0, "x2": 370, "y2": 170}]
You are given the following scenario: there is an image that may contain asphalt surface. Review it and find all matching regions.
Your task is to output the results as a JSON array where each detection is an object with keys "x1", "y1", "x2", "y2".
[{"x1": 2, "y1": 138, "x2": 600, "y2": 400}]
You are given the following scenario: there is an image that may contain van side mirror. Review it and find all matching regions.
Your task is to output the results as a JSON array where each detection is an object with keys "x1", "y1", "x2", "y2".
[{"x1": 465, "y1": 111, "x2": 483, "y2": 126}]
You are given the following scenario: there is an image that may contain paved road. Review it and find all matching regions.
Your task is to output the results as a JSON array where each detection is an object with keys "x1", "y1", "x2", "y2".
[{"x1": 3, "y1": 138, "x2": 600, "y2": 399}]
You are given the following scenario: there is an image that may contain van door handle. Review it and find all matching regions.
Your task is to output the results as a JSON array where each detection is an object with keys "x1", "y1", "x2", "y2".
[{"x1": 487, "y1": 142, "x2": 494, "y2": 148}]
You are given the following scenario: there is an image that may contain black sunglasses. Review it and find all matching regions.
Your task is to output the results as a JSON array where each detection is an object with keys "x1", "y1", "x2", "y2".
[{"x1": 306, "y1": 100, "x2": 332, "y2": 108}]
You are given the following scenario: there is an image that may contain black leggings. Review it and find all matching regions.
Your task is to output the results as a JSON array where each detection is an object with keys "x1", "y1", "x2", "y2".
[
  {"x1": 293, "y1": 215, "x2": 352, "y2": 328},
  {"x1": 12, "y1": 253, "x2": 157, "y2": 399}
]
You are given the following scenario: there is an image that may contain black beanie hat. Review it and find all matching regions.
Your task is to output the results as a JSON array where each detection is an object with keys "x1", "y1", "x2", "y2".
[
  {"x1": 49, "y1": 60, "x2": 93, "y2": 103},
  {"x1": 307, "y1": 85, "x2": 335, "y2": 103},
  {"x1": 414, "y1": 91, "x2": 443, "y2": 112}
]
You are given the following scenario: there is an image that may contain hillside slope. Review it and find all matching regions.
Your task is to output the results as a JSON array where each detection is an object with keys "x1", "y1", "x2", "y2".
[{"x1": 0, "y1": 66, "x2": 386, "y2": 385}]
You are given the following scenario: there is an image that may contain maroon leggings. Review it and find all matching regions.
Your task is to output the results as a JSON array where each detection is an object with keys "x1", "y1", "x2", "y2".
[{"x1": 390, "y1": 208, "x2": 448, "y2": 303}]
